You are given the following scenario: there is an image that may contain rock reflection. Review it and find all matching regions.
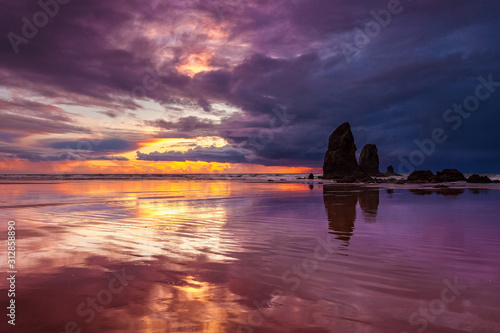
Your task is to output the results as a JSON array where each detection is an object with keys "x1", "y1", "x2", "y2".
[
  {"x1": 359, "y1": 188, "x2": 380, "y2": 222},
  {"x1": 409, "y1": 187, "x2": 465, "y2": 197},
  {"x1": 323, "y1": 185, "x2": 380, "y2": 248},
  {"x1": 469, "y1": 188, "x2": 490, "y2": 194}
]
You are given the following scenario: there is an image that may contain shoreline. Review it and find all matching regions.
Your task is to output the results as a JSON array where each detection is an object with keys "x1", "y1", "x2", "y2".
[{"x1": 0, "y1": 175, "x2": 499, "y2": 190}]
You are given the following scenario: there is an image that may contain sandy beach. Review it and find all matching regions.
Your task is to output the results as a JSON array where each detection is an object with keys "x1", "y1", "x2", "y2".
[{"x1": 1, "y1": 179, "x2": 499, "y2": 332}]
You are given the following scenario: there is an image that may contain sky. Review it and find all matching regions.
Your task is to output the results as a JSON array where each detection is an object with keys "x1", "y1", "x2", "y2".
[{"x1": 1, "y1": 0, "x2": 499, "y2": 174}]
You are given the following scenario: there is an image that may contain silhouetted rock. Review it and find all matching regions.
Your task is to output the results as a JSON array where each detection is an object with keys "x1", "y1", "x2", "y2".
[
  {"x1": 407, "y1": 170, "x2": 436, "y2": 183},
  {"x1": 435, "y1": 169, "x2": 466, "y2": 182},
  {"x1": 382, "y1": 165, "x2": 401, "y2": 177},
  {"x1": 338, "y1": 176, "x2": 357, "y2": 183},
  {"x1": 308, "y1": 173, "x2": 314, "y2": 179},
  {"x1": 323, "y1": 122, "x2": 365, "y2": 179},
  {"x1": 359, "y1": 144, "x2": 379, "y2": 175},
  {"x1": 466, "y1": 174, "x2": 492, "y2": 183}
]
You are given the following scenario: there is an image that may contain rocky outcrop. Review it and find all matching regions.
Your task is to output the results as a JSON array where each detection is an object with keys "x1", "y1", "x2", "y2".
[
  {"x1": 407, "y1": 169, "x2": 469, "y2": 183},
  {"x1": 322, "y1": 123, "x2": 480, "y2": 184},
  {"x1": 466, "y1": 174, "x2": 492, "y2": 183},
  {"x1": 323, "y1": 122, "x2": 365, "y2": 179},
  {"x1": 359, "y1": 144, "x2": 380, "y2": 176},
  {"x1": 382, "y1": 165, "x2": 401, "y2": 177},
  {"x1": 407, "y1": 170, "x2": 436, "y2": 183},
  {"x1": 435, "y1": 169, "x2": 466, "y2": 182},
  {"x1": 308, "y1": 173, "x2": 314, "y2": 179}
]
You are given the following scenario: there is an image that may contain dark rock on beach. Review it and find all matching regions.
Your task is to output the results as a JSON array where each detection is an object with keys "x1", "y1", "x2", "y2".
[
  {"x1": 338, "y1": 176, "x2": 357, "y2": 183},
  {"x1": 359, "y1": 144, "x2": 380, "y2": 176},
  {"x1": 323, "y1": 122, "x2": 365, "y2": 179},
  {"x1": 407, "y1": 170, "x2": 436, "y2": 183},
  {"x1": 322, "y1": 123, "x2": 481, "y2": 185},
  {"x1": 435, "y1": 169, "x2": 466, "y2": 182},
  {"x1": 407, "y1": 169, "x2": 469, "y2": 183},
  {"x1": 308, "y1": 173, "x2": 315, "y2": 179},
  {"x1": 466, "y1": 174, "x2": 492, "y2": 183},
  {"x1": 382, "y1": 165, "x2": 401, "y2": 177}
]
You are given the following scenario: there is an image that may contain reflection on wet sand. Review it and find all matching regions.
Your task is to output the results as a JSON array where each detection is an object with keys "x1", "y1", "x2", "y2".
[
  {"x1": 409, "y1": 188, "x2": 465, "y2": 197},
  {"x1": 359, "y1": 188, "x2": 380, "y2": 222},
  {"x1": 1, "y1": 181, "x2": 500, "y2": 333},
  {"x1": 323, "y1": 185, "x2": 380, "y2": 247},
  {"x1": 469, "y1": 188, "x2": 490, "y2": 195},
  {"x1": 7, "y1": 256, "x2": 244, "y2": 332}
]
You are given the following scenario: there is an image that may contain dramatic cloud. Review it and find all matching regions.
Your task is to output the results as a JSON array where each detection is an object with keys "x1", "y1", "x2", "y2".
[
  {"x1": 48, "y1": 138, "x2": 138, "y2": 154},
  {"x1": 1, "y1": 0, "x2": 499, "y2": 171},
  {"x1": 10, "y1": 152, "x2": 128, "y2": 162},
  {"x1": 145, "y1": 116, "x2": 216, "y2": 131},
  {"x1": 0, "y1": 112, "x2": 88, "y2": 134},
  {"x1": 136, "y1": 145, "x2": 248, "y2": 164}
]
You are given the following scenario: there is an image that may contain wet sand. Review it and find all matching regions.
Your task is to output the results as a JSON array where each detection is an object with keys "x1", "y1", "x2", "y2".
[{"x1": 0, "y1": 180, "x2": 499, "y2": 332}]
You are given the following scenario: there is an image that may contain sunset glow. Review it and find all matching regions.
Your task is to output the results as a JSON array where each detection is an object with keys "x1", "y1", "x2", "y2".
[{"x1": 1, "y1": 0, "x2": 499, "y2": 174}]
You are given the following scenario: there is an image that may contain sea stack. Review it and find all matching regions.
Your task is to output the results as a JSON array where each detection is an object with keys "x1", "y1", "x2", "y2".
[
  {"x1": 323, "y1": 122, "x2": 364, "y2": 179},
  {"x1": 435, "y1": 169, "x2": 466, "y2": 182},
  {"x1": 359, "y1": 144, "x2": 380, "y2": 176},
  {"x1": 384, "y1": 165, "x2": 399, "y2": 176}
]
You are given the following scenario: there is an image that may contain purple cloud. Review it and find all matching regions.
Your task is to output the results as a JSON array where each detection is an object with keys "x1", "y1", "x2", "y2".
[{"x1": 0, "y1": 0, "x2": 499, "y2": 170}]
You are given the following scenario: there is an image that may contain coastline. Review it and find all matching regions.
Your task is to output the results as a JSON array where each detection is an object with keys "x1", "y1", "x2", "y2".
[{"x1": 0, "y1": 173, "x2": 499, "y2": 190}]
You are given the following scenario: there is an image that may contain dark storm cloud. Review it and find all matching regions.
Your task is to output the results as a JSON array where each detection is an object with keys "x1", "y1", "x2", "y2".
[
  {"x1": 0, "y1": 98, "x2": 87, "y2": 135},
  {"x1": 0, "y1": 131, "x2": 25, "y2": 143},
  {"x1": 48, "y1": 138, "x2": 138, "y2": 153},
  {"x1": 0, "y1": 112, "x2": 88, "y2": 134},
  {"x1": 1, "y1": 0, "x2": 500, "y2": 170},
  {"x1": 145, "y1": 116, "x2": 216, "y2": 131},
  {"x1": 0, "y1": 97, "x2": 72, "y2": 122},
  {"x1": 11, "y1": 152, "x2": 128, "y2": 162},
  {"x1": 198, "y1": 0, "x2": 500, "y2": 171},
  {"x1": 136, "y1": 145, "x2": 248, "y2": 163},
  {"x1": 0, "y1": 0, "x2": 193, "y2": 107}
]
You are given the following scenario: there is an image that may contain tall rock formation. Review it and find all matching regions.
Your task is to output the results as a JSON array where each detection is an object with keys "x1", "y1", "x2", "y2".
[
  {"x1": 323, "y1": 122, "x2": 364, "y2": 179},
  {"x1": 359, "y1": 144, "x2": 380, "y2": 175}
]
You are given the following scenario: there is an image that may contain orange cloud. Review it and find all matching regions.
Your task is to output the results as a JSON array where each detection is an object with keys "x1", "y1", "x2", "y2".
[{"x1": 0, "y1": 158, "x2": 317, "y2": 175}]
